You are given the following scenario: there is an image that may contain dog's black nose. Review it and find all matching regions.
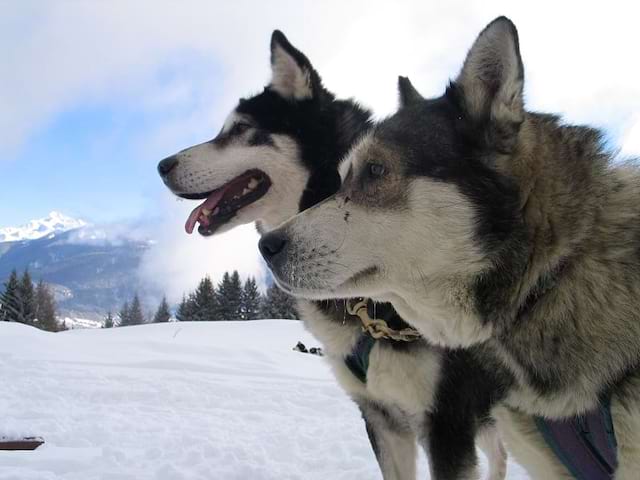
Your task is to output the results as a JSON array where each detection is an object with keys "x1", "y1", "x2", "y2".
[
  {"x1": 259, "y1": 232, "x2": 288, "y2": 264},
  {"x1": 158, "y1": 156, "x2": 178, "y2": 176}
]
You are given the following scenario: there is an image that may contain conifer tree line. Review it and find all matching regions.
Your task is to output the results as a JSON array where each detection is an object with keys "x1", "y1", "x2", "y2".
[
  {"x1": 107, "y1": 270, "x2": 297, "y2": 327},
  {"x1": 176, "y1": 270, "x2": 298, "y2": 321},
  {"x1": 0, "y1": 268, "x2": 64, "y2": 332}
]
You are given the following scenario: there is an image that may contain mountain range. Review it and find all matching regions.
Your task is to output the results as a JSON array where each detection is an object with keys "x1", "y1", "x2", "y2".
[
  {"x1": 0, "y1": 211, "x2": 86, "y2": 242},
  {"x1": 0, "y1": 212, "x2": 156, "y2": 320}
]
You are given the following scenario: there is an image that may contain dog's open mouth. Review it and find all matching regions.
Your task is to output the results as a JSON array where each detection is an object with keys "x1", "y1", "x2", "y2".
[{"x1": 184, "y1": 169, "x2": 271, "y2": 236}]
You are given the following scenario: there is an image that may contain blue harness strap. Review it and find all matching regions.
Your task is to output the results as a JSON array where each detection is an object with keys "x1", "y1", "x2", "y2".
[
  {"x1": 344, "y1": 333, "x2": 376, "y2": 383},
  {"x1": 534, "y1": 397, "x2": 617, "y2": 479}
]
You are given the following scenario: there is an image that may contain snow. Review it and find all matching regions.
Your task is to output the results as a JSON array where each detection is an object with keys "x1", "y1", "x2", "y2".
[
  {"x1": 60, "y1": 317, "x2": 104, "y2": 330},
  {"x1": 0, "y1": 321, "x2": 531, "y2": 480},
  {"x1": 0, "y1": 211, "x2": 86, "y2": 242}
]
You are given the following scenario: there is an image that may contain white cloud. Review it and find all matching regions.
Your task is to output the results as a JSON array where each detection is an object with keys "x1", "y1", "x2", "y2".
[
  {"x1": 5, "y1": 0, "x2": 640, "y2": 296},
  {"x1": 9, "y1": 1, "x2": 640, "y2": 154},
  {"x1": 64, "y1": 221, "x2": 152, "y2": 247},
  {"x1": 138, "y1": 196, "x2": 268, "y2": 303}
]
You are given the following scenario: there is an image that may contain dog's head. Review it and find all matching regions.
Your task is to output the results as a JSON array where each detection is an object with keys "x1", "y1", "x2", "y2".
[
  {"x1": 158, "y1": 31, "x2": 372, "y2": 237},
  {"x1": 259, "y1": 17, "x2": 525, "y2": 302}
]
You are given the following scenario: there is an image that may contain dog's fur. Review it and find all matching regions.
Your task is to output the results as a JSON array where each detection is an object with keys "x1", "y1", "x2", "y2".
[
  {"x1": 154, "y1": 31, "x2": 549, "y2": 479},
  {"x1": 261, "y1": 17, "x2": 640, "y2": 478}
]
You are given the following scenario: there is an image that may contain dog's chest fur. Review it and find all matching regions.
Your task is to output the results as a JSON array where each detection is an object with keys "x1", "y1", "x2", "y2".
[{"x1": 297, "y1": 300, "x2": 442, "y2": 418}]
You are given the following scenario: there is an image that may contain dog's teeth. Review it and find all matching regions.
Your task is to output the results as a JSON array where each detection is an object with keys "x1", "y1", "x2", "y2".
[
  {"x1": 248, "y1": 178, "x2": 259, "y2": 189},
  {"x1": 242, "y1": 188, "x2": 251, "y2": 195},
  {"x1": 202, "y1": 208, "x2": 211, "y2": 216},
  {"x1": 233, "y1": 195, "x2": 240, "y2": 200}
]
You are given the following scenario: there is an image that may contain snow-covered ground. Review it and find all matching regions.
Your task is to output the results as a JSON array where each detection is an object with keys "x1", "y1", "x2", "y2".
[{"x1": 0, "y1": 321, "x2": 530, "y2": 480}]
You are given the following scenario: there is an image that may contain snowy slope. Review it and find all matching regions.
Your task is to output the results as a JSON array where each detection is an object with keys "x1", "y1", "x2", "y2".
[
  {"x1": 0, "y1": 211, "x2": 86, "y2": 242},
  {"x1": 0, "y1": 321, "x2": 530, "y2": 480},
  {"x1": 60, "y1": 317, "x2": 104, "y2": 329}
]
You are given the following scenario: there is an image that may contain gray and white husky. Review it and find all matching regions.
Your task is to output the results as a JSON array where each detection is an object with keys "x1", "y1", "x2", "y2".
[
  {"x1": 260, "y1": 17, "x2": 640, "y2": 479},
  {"x1": 157, "y1": 31, "x2": 536, "y2": 480}
]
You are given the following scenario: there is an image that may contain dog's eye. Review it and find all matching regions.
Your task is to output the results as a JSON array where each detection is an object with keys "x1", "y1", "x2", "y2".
[
  {"x1": 367, "y1": 163, "x2": 386, "y2": 178},
  {"x1": 229, "y1": 122, "x2": 252, "y2": 136}
]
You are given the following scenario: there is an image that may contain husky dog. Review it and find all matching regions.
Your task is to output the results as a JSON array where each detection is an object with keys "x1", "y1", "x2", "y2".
[
  {"x1": 157, "y1": 31, "x2": 531, "y2": 479},
  {"x1": 260, "y1": 17, "x2": 640, "y2": 478}
]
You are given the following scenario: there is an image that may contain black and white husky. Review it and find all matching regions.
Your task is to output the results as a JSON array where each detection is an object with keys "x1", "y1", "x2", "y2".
[
  {"x1": 260, "y1": 18, "x2": 640, "y2": 479},
  {"x1": 158, "y1": 31, "x2": 568, "y2": 479}
]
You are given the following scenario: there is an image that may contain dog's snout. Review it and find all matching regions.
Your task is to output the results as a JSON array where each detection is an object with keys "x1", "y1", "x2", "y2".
[
  {"x1": 259, "y1": 232, "x2": 288, "y2": 264},
  {"x1": 157, "y1": 156, "x2": 179, "y2": 177}
]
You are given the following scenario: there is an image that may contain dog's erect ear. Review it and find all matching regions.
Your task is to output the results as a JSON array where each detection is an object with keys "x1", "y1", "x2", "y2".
[
  {"x1": 398, "y1": 76, "x2": 424, "y2": 108},
  {"x1": 269, "y1": 30, "x2": 320, "y2": 100},
  {"x1": 455, "y1": 17, "x2": 524, "y2": 152}
]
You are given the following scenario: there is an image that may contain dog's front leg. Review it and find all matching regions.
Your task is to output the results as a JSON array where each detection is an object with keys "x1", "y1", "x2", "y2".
[
  {"x1": 423, "y1": 411, "x2": 484, "y2": 480},
  {"x1": 358, "y1": 399, "x2": 417, "y2": 480},
  {"x1": 475, "y1": 421, "x2": 507, "y2": 480}
]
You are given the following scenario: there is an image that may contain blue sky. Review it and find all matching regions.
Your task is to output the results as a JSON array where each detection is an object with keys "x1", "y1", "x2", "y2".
[
  {"x1": 2, "y1": 0, "x2": 640, "y2": 298},
  {"x1": 1, "y1": 52, "x2": 221, "y2": 226}
]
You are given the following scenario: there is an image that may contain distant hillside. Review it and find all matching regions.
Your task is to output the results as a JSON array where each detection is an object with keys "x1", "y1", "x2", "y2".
[{"x1": 0, "y1": 227, "x2": 155, "y2": 319}]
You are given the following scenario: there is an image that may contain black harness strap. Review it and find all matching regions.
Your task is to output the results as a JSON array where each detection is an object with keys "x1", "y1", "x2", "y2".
[{"x1": 344, "y1": 332, "x2": 376, "y2": 383}]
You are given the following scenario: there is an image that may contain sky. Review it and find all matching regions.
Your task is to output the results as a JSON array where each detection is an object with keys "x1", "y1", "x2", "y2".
[{"x1": 2, "y1": 0, "x2": 640, "y2": 299}]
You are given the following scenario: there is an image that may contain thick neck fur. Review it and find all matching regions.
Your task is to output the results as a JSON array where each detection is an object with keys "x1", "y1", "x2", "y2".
[
  {"x1": 452, "y1": 112, "x2": 640, "y2": 412},
  {"x1": 486, "y1": 113, "x2": 614, "y2": 325}
]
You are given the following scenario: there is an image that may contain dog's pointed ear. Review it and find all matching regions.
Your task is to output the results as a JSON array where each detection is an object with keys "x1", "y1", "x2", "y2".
[
  {"x1": 454, "y1": 17, "x2": 524, "y2": 152},
  {"x1": 269, "y1": 30, "x2": 319, "y2": 100},
  {"x1": 398, "y1": 76, "x2": 424, "y2": 108}
]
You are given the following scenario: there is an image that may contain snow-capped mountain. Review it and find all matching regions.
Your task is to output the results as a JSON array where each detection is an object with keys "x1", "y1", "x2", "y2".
[
  {"x1": 0, "y1": 215, "x2": 158, "y2": 319},
  {"x1": 0, "y1": 211, "x2": 86, "y2": 242}
]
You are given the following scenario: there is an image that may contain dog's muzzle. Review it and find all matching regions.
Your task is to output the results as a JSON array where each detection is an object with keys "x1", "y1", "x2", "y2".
[
  {"x1": 158, "y1": 155, "x2": 178, "y2": 179},
  {"x1": 258, "y1": 231, "x2": 289, "y2": 271}
]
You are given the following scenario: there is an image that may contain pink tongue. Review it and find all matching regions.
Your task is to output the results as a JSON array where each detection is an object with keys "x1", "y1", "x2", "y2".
[{"x1": 184, "y1": 188, "x2": 226, "y2": 234}]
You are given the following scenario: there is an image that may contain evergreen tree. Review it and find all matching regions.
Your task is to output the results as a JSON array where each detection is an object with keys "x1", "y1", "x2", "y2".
[
  {"x1": 215, "y1": 272, "x2": 231, "y2": 319},
  {"x1": 0, "y1": 270, "x2": 21, "y2": 322},
  {"x1": 128, "y1": 294, "x2": 145, "y2": 325},
  {"x1": 103, "y1": 311, "x2": 115, "y2": 328},
  {"x1": 176, "y1": 294, "x2": 197, "y2": 322},
  {"x1": 19, "y1": 269, "x2": 36, "y2": 325},
  {"x1": 118, "y1": 301, "x2": 130, "y2": 327},
  {"x1": 228, "y1": 271, "x2": 243, "y2": 320},
  {"x1": 35, "y1": 280, "x2": 59, "y2": 332},
  {"x1": 192, "y1": 276, "x2": 219, "y2": 321},
  {"x1": 241, "y1": 277, "x2": 262, "y2": 320},
  {"x1": 217, "y1": 271, "x2": 243, "y2": 320},
  {"x1": 153, "y1": 296, "x2": 171, "y2": 323},
  {"x1": 260, "y1": 284, "x2": 298, "y2": 320}
]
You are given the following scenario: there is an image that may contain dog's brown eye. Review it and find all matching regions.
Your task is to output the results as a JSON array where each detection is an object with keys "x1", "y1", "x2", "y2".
[{"x1": 368, "y1": 163, "x2": 386, "y2": 178}]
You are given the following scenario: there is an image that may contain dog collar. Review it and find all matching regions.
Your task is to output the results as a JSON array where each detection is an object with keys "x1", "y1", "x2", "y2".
[
  {"x1": 344, "y1": 299, "x2": 421, "y2": 383},
  {"x1": 535, "y1": 395, "x2": 617, "y2": 479},
  {"x1": 346, "y1": 299, "x2": 422, "y2": 342}
]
